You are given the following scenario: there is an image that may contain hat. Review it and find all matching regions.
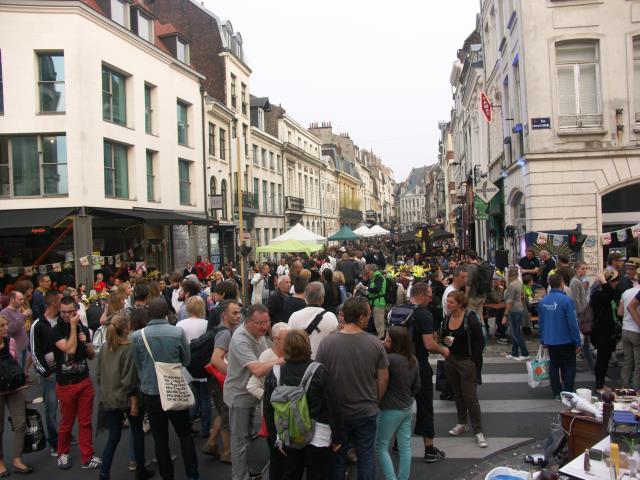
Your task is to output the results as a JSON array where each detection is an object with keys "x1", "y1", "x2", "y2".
[
  {"x1": 603, "y1": 269, "x2": 620, "y2": 282},
  {"x1": 625, "y1": 257, "x2": 640, "y2": 268}
]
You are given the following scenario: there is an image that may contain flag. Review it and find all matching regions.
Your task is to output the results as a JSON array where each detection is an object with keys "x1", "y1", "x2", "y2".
[
  {"x1": 24, "y1": 266, "x2": 33, "y2": 277},
  {"x1": 633, "y1": 224, "x2": 640, "y2": 239},
  {"x1": 553, "y1": 235, "x2": 564, "y2": 247},
  {"x1": 80, "y1": 256, "x2": 90, "y2": 267},
  {"x1": 602, "y1": 233, "x2": 612, "y2": 246},
  {"x1": 52, "y1": 263, "x2": 62, "y2": 273},
  {"x1": 38, "y1": 264, "x2": 48, "y2": 275},
  {"x1": 617, "y1": 229, "x2": 628, "y2": 243},
  {"x1": 537, "y1": 232, "x2": 548, "y2": 245},
  {"x1": 585, "y1": 235, "x2": 597, "y2": 248}
]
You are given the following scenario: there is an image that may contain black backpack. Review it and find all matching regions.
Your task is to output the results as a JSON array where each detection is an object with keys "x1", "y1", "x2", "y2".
[
  {"x1": 387, "y1": 304, "x2": 417, "y2": 337},
  {"x1": 475, "y1": 261, "x2": 495, "y2": 295},
  {"x1": 384, "y1": 276, "x2": 398, "y2": 305},
  {"x1": 187, "y1": 325, "x2": 227, "y2": 379}
]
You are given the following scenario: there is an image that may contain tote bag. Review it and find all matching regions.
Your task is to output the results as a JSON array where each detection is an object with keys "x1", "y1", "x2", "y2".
[
  {"x1": 141, "y1": 329, "x2": 195, "y2": 411},
  {"x1": 526, "y1": 346, "x2": 550, "y2": 389}
]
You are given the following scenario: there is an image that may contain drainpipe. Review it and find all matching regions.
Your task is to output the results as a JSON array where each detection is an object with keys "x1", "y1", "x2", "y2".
[{"x1": 200, "y1": 83, "x2": 210, "y2": 260}]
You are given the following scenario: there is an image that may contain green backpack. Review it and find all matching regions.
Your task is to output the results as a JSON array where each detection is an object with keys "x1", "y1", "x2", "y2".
[{"x1": 270, "y1": 361, "x2": 320, "y2": 449}]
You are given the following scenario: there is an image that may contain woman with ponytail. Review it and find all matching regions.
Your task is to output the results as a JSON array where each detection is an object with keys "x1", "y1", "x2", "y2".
[{"x1": 96, "y1": 313, "x2": 153, "y2": 480}]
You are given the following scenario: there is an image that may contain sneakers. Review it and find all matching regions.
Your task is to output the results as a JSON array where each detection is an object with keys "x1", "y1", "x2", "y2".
[
  {"x1": 505, "y1": 354, "x2": 517, "y2": 360},
  {"x1": 423, "y1": 446, "x2": 446, "y2": 463},
  {"x1": 57, "y1": 454, "x2": 71, "y2": 470},
  {"x1": 448, "y1": 424, "x2": 470, "y2": 436},
  {"x1": 517, "y1": 355, "x2": 530, "y2": 361},
  {"x1": 496, "y1": 337, "x2": 509, "y2": 345},
  {"x1": 49, "y1": 446, "x2": 58, "y2": 457},
  {"x1": 476, "y1": 433, "x2": 488, "y2": 448},
  {"x1": 129, "y1": 460, "x2": 138, "y2": 472},
  {"x1": 81, "y1": 456, "x2": 102, "y2": 470}
]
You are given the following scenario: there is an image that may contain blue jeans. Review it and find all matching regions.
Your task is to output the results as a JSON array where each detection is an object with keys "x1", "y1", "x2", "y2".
[
  {"x1": 100, "y1": 409, "x2": 146, "y2": 476},
  {"x1": 376, "y1": 408, "x2": 412, "y2": 480},
  {"x1": 509, "y1": 311, "x2": 529, "y2": 357},
  {"x1": 16, "y1": 349, "x2": 28, "y2": 369},
  {"x1": 329, "y1": 414, "x2": 378, "y2": 480},
  {"x1": 190, "y1": 381, "x2": 211, "y2": 437},
  {"x1": 41, "y1": 374, "x2": 58, "y2": 448}
]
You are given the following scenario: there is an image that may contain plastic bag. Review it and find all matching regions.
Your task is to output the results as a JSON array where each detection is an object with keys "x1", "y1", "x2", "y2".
[{"x1": 527, "y1": 346, "x2": 550, "y2": 388}]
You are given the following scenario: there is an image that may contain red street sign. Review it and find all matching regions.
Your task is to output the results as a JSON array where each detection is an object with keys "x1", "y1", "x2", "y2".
[{"x1": 480, "y1": 92, "x2": 492, "y2": 123}]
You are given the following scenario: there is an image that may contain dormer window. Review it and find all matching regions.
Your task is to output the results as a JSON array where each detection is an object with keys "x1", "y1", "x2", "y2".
[
  {"x1": 131, "y1": 8, "x2": 153, "y2": 42},
  {"x1": 176, "y1": 38, "x2": 189, "y2": 63},
  {"x1": 111, "y1": 0, "x2": 127, "y2": 27},
  {"x1": 257, "y1": 108, "x2": 264, "y2": 130}
]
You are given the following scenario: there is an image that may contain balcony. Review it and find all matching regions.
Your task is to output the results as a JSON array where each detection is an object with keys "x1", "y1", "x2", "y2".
[
  {"x1": 340, "y1": 207, "x2": 363, "y2": 223},
  {"x1": 285, "y1": 196, "x2": 305, "y2": 213},
  {"x1": 233, "y1": 190, "x2": 259, "y2": 214}
]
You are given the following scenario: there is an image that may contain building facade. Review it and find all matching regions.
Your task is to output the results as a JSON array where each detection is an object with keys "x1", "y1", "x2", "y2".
[{"x1": 397, "y1": 167, "x2": 428, "y2": 233}]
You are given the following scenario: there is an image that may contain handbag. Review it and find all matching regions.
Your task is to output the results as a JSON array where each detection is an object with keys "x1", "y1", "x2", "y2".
[
  {"x1": 140, "y1": 329, "x2": 195, "y2": 411},
  {"x1": 435, "y1": 359, "x2": 448, "y2": 392},
  {"x1": 10, "y1": 408, "x2": 46, "y2": 453},
  {"x1": 526, "y1": 346, "x2": 550, "y2": 389},
  {"x1": 0, "y1": 349, "x2": 25, "y2": 393}
]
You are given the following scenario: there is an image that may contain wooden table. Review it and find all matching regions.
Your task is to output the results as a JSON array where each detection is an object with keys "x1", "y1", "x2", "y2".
[{"x1": 560, "y1": 410, "x2": 607, "y2": 460}]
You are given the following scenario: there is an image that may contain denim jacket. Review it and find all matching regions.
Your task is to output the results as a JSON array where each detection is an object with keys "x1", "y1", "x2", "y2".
[{"x1": 132, "y1": 318, "x2": 190, "y2": 395}]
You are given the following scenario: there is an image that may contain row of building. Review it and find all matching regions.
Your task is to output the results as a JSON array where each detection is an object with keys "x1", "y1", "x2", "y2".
[
  {"x1": 423, "y1": 0, "x2": 640, "y2": 271},
  {"x1": 0, "y1": 0, "x2": 400, "y2": 286}
]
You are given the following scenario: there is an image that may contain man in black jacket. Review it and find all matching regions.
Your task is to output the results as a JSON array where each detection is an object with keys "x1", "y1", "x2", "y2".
[
  {"x1": 30, "y1": 289, "x2": 62, "y2": 455},
  {"x1": 266, "y1": 276, "x2": 291, "y2": 325}
]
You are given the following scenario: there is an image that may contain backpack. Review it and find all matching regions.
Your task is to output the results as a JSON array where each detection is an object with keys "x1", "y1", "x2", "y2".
[
  {"x1": 270, "y1": 362, "x2": 320, "y2": 449},
  {"x1": 384, "y1": 276, "x2": 398, "y2": 305},
  {"x1": 187, "y1": 325, "x2": 227, "y2": 379},
  {"x1": 387, "y1": 304, "x2": 417, "y2": 338},
  {"x1": 475, "y1": 261, "x2": 495, "y2": 295}
]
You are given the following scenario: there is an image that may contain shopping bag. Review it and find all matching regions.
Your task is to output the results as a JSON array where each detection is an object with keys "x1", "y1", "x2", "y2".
[
  {"x1": 10, "y1": 408, "x2": 46, "y2": 453},
  {"x1": 526, "y1": 346, "x2": 550, "y2": 389},
  {"x1": 435, "y1": 360, "x2": 448, "y2": 392}
]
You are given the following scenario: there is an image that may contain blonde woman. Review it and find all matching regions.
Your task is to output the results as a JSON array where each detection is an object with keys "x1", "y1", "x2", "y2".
[{"x1": 502, "y1": 266, "x2": 529, "y2": 361}]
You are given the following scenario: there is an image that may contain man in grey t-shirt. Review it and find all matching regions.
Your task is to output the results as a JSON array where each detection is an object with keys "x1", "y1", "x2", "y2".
[
  {"x1": 224, "y1": 304, "x2": 283, "y2": 480},
  {"x1": 316, "y1": 297, "x2": 389, "y2": 480}
]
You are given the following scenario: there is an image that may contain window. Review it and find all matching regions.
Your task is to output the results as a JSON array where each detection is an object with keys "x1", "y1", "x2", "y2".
[
  {"x1": 262, "y1": 180, "x2": 267, "y2": 211},
  {"x1": 241, "y1": 83, "x2": 247, "y2": 115},
  {"x1": 221, "y1": 179, "x2": 228, "y2": 219},
  {"x1": 261, "y1": 148, "x2": 267, "y2": 168},
  {"x1": 270, "y1": 182, "x2": 275, "y2": 213},
  {"x1": 0, "y1": 134, "x2": 68, "y2": 197},
  {"x1": 208, "y1": 123, "x2": 216, "y2": 156},
  {"x1": 253, "y1": 177, "x2": 259, "y2": 197},
  {"x1": 555, "y1": 40, "x2": 602, "y2": 128},
  {"x1": 144, "y1": 83, "x2": 154, "y2": 134},
  {"x1": 230, "y1": 74, "x2": 237, "y2": 109},
  {"x1": 38, "y1": 52, "x2": 65, "y2": 113},
  {"x1": 103, "y1": 140, "x2": 128, "y2": 198},
  {"x1": 111, "y1": 0, "x2": 127, "y2": 26},
  {"x1": 252, "y1": 144, "x2": 258, "y2": 165},
  {"x1": 269, "y1": 152, "x2": 275, "y2": 170},
  {"x1": 242, "y1": 124, "x2": 248, "y2": 157},
  {"x1": 231, "y1": 119, "x2": 237, "y2": 139},
  {"x1": 102, "y1": 66, "x2": 126, "y2": 125},
  {"x1": 177, "y1": 101, "x2": 188, "y2": 145},
  {"x1": 219, "y1": 128, "x2": 226, "y2": 160},
  {"x1": 257, "y1": 109, "x2": 264, "y2": 130},
  {"x1": 146, "y1": 150, "x2": 155, "y2": 201},
  {"x1": 176, "y1": 39, "x2": 189, "y2": 63},
  {"x1": 179, "y1": 159, "x2": 191, "y2": 205},
  {"x1": 0, "y1": 51, "x2": 3, "y2": 114},
  {"x1": 634, "y1": 37, "x2": 640, "y2": 122},
  {"x1": 277, "y1": 184, "x2": 282, "y2": 214},
  {"x1": 277, "y1": 154, "x2": 282, "y2": 173},
  {"x1": 135, "y1": 10, "x2": 153, "y2": 42}
]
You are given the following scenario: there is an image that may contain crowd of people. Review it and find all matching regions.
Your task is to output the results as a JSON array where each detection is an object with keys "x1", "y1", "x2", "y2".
[{"x1": 0, "y1": 241, "x2": 637, "y2": 479}]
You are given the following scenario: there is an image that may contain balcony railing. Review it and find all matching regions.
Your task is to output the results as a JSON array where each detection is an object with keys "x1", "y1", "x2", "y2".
[
  {"x1": 285, "y1": 196, "x2": 305, "y2": 212},
  {"x1": 233, "y1": 190, "x2": 259, "y2": 213}
]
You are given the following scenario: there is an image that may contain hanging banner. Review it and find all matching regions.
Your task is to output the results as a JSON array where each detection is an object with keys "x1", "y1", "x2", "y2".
[
  {"x1": 537, "y1": 232, "x2": 548, "y2": 245},
  {"x1": 52, "y1": 263, "x2": 62, "y2": 273},
  {"x1": 106, "y1": 256, "x2": 113, "y2": 265},
  {"x1": 584, "y1": 235, "x2": 597, "y2": 248},
  {"x1": 23, "y1": 266, "x2": 33, "y2": 277},
  {"x1": 617, "y1": 229, "x2": 628, "y2": 243},
  {"x1": 602, "y1": 232, "x2": 612, "y2": 246},
  {"x1": 65, "y1": 251, "x2": 74, "y2": 262},
  {"x1": 80, "y1": 256, "x2": 90, "y2": 267},
  {"x1": 480, "y1": 91, "x2": 493, "y2": 123},
  {"x1": 553, "y1": 235, "x2": 564, "y2": 247},
  {"x1": 38, "y1": 264, "x2": 48, "y2": 275}
]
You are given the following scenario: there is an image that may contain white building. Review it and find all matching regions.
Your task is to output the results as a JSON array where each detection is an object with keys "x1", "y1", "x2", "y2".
[
  {"x1": 320, "y1": 155, "x2": 339, "y2": 237},
  {"x1": 0, "y1": 0, "x2": 206, "y2": 285},
  {"x1": 398, "y1": 167, "x2": 428, "y2": 233}
]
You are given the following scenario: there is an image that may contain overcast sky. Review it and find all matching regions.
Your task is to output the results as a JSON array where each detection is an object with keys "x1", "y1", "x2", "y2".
[{"x1": 204, "y1": 0, "x2": 479, "y2": 182}]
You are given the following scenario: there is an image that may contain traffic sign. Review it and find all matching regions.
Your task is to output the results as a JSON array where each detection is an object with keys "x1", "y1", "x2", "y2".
[
  {"x1": 475, "y1": 179, "x2": 499, "y2": 204},
  {"x1": 480, "y1": 92, "x2": 493, "y2": 123}
]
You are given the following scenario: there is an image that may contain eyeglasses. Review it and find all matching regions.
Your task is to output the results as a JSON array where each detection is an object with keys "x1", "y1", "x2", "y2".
[{"x1": 59, "y1": 310, "x2": 76, "y2": 316}]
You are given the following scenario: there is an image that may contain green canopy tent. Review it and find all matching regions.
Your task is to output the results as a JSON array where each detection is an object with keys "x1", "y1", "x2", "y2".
[
  {"x1": 327, "y1": 225, "x2": 361, "y2": 242},
  {"x1": 255, "y1": 239, "x2": 323, "y2": 255}
]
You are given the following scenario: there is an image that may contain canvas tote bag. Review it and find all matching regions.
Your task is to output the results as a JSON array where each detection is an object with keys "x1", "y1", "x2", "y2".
[{"x1": 141, "y1": 329, "x2": 195, "y2": 411}]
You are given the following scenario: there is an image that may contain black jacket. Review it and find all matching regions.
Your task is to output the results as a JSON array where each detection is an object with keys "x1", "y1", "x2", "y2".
[
  {"x1": 30, "y1": 315, "x2": 57, "y2": 377},
  {"x1": 267, "y1": 291, "x2": 288, "y2": 325},
  {"x1": 590, "y1": 283, "x2": 621, "y2": 342},
  {"x1": 264, "y1": 361, "x2": 346, "y2": 447}
]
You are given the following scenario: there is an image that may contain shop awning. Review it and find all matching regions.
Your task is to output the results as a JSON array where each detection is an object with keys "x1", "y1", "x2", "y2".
[
  {"x1": 86, "y1": 207, "x2": 210, "y2": 225},
  {"x1": 0, "y1": 207, "x2": 78, "y2": 230}
]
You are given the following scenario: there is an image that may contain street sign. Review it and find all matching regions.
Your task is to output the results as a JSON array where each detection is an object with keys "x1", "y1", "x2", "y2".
[
  {"x1": 475, "y1": 179, "x2": 499, "y2": 203},
  {"x1": 531, "y1": 117, "x2": 551, "y2": 130},
  {"x1": 474, "y1": 197, "x2": 488, "y2": 221},
  {"x1": 480, "y1": 92, "x2": 492, "y2": 123}
]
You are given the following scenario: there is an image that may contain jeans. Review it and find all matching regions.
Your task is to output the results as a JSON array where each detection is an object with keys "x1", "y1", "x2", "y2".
[
  {"x1": 229, "y1": 405, "x2": 256, "y2": 480},
  {"x1": 191, "y1": 381, "x2": 211, "y2": 437},
  {"x1": 414, "y1": 360, "x2": 434, "y2": 439},
  {"x1": 100, "y1": 409, "x2": 146, "y2": 476},
  {"x1": 488, "y1": 308, "x2": 506, "y2": 337},
  {"x1": 509, "y1": 311, "x2": 529, "y2": 357},
  {"x1": 547, "y1": 343, "x2": 577, "y2": 396},
  {"x1": 376, "y1": 408, "x2": 412, "y2": 480},
  {"x1": 144, "y1": 394, "x2": 199, "y2": 480},
  {"x1": 329, "y1": 414, "x2": 378, "y2": 480},
  {"x1": 56, "y1": 377, "x2": 95, "y2": 463},
  {"x1": 16, "y1": 349, "x2": 28, "y2": 370},
  {"x1": 41, "y1": 374, "x2": 58, "y2": 448},
  {"x1": 282, "y1": 444, "x2": 330, "y2": 480}
]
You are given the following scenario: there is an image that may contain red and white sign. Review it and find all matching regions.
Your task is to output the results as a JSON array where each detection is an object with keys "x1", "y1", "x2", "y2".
[{"x1": 480, "y1": 92, "x2": 493, "y2": 123}]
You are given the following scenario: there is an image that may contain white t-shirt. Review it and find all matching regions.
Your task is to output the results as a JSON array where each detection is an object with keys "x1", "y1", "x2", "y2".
[
  {"x1": 277, "y1": 264, "x2": 289, "y2": 276},
  {"x1": 622, "y1": 287, "x2": 640, "y2": 334},
  {"x1": 288, "y1": 307, "x2": 339, "y2": 359},
  {"x1": 442, "y1": 284, "x2": 458, "y2": 315},
  {"x1": 246, "y1": 348, "x2": 279, "y2": 400},
  {"x1": 177, "y1": 317, "x2": 208, "y2": 382}
]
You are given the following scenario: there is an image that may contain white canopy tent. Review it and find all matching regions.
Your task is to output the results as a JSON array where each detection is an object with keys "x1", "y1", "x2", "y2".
[
  {"x1": 270, "y1": 223, "x2": 326, "y2": 244},
  {"x1": 369, "y1": 225, "x2": 391, "y2": 236},
  {"x1": 353, "y1": 225, "x2": 376, "y2": 238}
]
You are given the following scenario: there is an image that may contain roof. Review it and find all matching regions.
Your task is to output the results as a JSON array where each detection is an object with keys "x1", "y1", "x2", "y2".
[
  {"x1": 405, "y1": 166, "x2": 427, "y2": 193},
  {"x1": 250, "y1": 95, "x2": 270, "y2": 109}
]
